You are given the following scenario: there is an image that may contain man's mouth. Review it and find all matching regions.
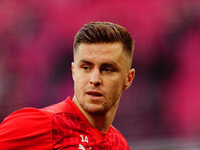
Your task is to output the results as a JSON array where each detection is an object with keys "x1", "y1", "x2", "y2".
[{"x1": 86, "y1": 91, "x2": 103, "y2": 97}]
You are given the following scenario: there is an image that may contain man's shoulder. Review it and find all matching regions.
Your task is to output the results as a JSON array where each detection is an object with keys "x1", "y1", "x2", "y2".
[
  {"x1": 1, "y1": 107, "x2": 50, "y2": 127},
  {"x1": 0, "y1": 97, "x2": 74, "y2": 138},
  {"x1": 0, "y1": 107, "x2": 53, "y2": 149},
  {"x1": 108, "y1": 126, "x2": 130, "y2": 149},
  {"x1": 0, "y1": 97, "x2": 74, "y2": 130},
  {"x1": 0, "y1": 97, "x2": 73, "y2": 129},
  {"x1": 109, "y1": 125, "x2": 125, "y2": 137}
]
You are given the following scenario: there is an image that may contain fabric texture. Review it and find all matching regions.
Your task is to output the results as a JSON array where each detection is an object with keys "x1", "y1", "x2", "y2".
[{"x1": 0, "y1": 97, "x2": 130, "y2": 150}]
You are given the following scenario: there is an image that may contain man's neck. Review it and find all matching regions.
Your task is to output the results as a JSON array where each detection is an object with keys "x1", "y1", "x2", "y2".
[
  {"x1": 86, "y1": 107, "x2": 117, "y2": 133},
  {"x1": 72, "y1": 96, "x2": 119, "y2": 133}
]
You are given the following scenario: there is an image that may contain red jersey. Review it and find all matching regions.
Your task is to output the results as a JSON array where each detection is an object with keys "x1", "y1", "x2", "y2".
[{"x1": 0, "y1": 97, "x2": 130, "y2": 150}]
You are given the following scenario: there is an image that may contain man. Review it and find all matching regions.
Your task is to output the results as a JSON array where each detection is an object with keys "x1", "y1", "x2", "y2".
[{"x1": 0, "y1": 22, "x2": 135, "y2": 149}]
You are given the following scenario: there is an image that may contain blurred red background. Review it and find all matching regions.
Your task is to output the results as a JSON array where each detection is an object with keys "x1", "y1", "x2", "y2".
[{"x1": 0, "y1": 0, "x2": 200, "y2": 149}]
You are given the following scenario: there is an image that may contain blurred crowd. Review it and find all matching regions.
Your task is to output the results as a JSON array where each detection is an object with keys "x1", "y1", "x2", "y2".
[{"x1": 0, "y1": 0, "x2": 200, "y2": 148}]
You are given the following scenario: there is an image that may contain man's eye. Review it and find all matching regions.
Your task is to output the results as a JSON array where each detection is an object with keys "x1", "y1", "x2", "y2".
[
  {"x1": 82, "y1": 65, "x2": 90, "y2": 70},
  {"x1": 104, "y1": 68, "x2": 114, "y2": 72}
]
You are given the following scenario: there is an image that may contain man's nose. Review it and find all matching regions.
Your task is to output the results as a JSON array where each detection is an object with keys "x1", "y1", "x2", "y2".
[{"x1": 90, "y1": 69, "x2": 102, "y2": 86}]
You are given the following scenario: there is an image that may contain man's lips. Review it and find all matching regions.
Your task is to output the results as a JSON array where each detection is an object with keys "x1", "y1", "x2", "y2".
[{"x1": 86, "y1": 91, "x2": 103, "y2": 97}]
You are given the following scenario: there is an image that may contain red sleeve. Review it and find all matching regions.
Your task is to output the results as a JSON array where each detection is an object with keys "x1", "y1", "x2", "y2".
[{"x1": 0, "y1": 108, "x2": 53, "y2": 150}]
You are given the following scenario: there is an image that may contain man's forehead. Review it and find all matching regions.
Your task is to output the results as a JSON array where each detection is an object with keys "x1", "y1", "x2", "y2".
[
  {"x1": 75, "y1": 43, "x2": 124, "y2": 57},
  {"x1": 74, "y1": 42, "x2": 131, "y2": 68}
]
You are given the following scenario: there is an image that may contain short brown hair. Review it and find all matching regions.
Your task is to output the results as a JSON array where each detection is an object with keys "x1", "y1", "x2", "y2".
[{"x1": 73, "y1": 22, "x2": 134, "y2": 58}]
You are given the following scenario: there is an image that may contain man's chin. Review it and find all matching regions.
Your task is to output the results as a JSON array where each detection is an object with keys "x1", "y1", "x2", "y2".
[
  {"x1": 88, "y1": 110, "x2": 106, "y2": 116},
  {"x1": 85, "y1": 105, "x2": 107, "y2": 116}
]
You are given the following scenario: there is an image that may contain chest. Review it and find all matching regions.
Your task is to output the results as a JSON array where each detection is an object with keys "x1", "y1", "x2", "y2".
[{"x1": 51, "y1": 113, "x2": 128, "y2": 150}]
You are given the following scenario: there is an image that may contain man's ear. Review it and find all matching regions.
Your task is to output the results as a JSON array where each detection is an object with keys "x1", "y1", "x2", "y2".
[
  {"x1": 123, "y1": 68, "x2": 135, "y2": 90},
  {"x1": 71, "y1": 62, "x2": 75, "y2": 81}
]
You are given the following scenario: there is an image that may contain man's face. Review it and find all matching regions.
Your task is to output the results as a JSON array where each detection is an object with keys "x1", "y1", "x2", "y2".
[{"x1": 72, "y1": 42, "x2": 134, "y2": 116}]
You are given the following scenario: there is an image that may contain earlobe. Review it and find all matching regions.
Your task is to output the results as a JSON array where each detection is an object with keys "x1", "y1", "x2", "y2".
[{"x1": 123, "y1": 68, "x2": 135, "y2": 90}]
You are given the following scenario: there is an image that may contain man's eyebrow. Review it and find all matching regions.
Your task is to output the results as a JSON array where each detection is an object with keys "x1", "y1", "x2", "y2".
[
  {"x1": 78, "y1": 59, "x2": 93, "y2": 65},
  {"x1": 101, "y1": 62, "x2": 119, "y2": 68},
  {"x1": 78, "y1": 59, "x2": 119, "y2": 68}
]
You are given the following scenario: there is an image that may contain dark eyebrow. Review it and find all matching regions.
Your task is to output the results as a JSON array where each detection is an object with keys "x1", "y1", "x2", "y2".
[
  {"x1": 79, "y1": 59, "x2": 119, "y2": 69},
  {"x1": 101, "y1": 62, "x2": 118, "y2": 67},
  {"x1": 78, "y1": 59, "x2": 93, "y2": 65}
]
